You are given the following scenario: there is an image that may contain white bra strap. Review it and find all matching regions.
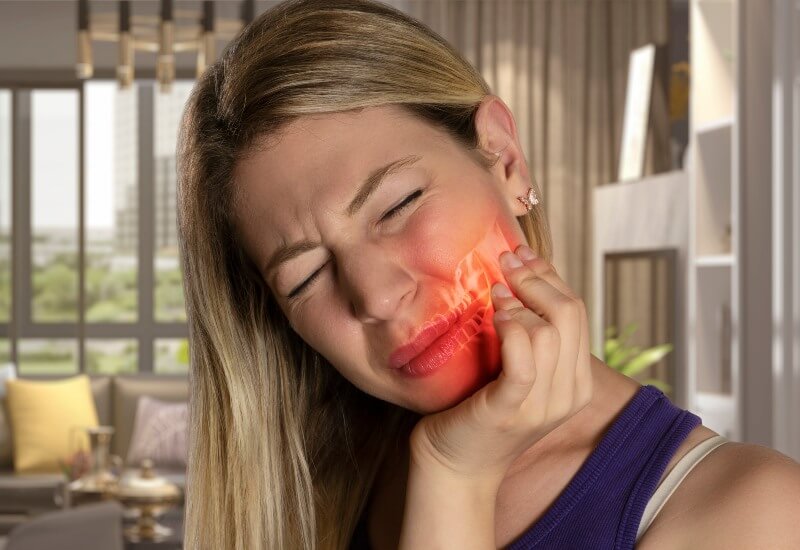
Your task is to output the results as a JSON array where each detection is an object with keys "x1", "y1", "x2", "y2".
[{"x1": 635, "y1": 434, "x2": 729, "y2": 542}]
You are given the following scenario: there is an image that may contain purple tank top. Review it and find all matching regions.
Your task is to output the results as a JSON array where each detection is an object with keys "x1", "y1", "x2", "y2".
[{"x1": 350, "y1": 384, "x2": 702, "y2": 550}]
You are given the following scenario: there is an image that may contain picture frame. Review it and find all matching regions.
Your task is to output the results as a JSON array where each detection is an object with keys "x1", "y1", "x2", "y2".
[{"x1": 618, "y1": 43, "x2": 665, "y2": 182}]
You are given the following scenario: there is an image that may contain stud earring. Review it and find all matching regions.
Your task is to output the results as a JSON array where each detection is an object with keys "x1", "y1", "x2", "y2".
[{"x1": 517, "y1": 187, "x2": 539, "y2": 212}]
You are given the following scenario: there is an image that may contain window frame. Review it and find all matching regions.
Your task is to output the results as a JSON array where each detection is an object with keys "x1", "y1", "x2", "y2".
[{"x1": 0, "y1": 70, "x2": 190, "y2": 376}]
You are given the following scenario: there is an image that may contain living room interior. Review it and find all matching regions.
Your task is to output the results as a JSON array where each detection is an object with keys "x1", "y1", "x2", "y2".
[{"x1": 0, "y1": 0, "x2": 798, "y2": 548}]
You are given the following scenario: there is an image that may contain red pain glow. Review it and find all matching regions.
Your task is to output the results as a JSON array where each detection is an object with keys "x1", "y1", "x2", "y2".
[{"x1": 389, "y1": 219, "x2": 517, "y2": 379}]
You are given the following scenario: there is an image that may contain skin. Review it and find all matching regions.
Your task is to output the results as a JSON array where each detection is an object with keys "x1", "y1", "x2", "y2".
[{"x1": 233, "y1": 96, "x2": 800, "y2": 549}]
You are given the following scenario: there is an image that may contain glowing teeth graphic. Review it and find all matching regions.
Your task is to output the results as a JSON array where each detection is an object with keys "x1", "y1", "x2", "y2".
[{"x1": 392, "y1": 219, "x2": 515, "y2": 376}]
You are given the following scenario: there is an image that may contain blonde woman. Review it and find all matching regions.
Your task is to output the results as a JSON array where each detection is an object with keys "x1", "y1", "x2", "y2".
[{"x1": 175, "y1": 1, "x2": 800, "y2": 549}]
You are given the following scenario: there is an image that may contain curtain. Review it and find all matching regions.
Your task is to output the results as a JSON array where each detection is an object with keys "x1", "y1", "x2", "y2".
[{"x1": 398, "y1": 0, "x2": 672, "y2": 323}]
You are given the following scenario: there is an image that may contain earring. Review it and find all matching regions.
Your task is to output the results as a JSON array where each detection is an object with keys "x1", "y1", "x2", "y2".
[{"x1": 517, "y1": 187, "x2": 539, "y2": 212}]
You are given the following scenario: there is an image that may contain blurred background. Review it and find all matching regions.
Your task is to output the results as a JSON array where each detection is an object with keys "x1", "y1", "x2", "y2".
[{"x1": 0, "y1": 0, "x2": 797, "y2": 547}]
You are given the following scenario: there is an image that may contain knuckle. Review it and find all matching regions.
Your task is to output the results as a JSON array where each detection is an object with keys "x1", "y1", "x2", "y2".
[
  {"x1": 530, "y1": 323, "x2": 559, "y2": 345},
  {"x1": 500, "y1": 320, "x2": 529, "y2": 340},
  {"x1": 553, "y1": 297, "x2": 581, "y2": 325},
  {"x1": 512, "y1": 270, "x2": 539, "y2": 289}
]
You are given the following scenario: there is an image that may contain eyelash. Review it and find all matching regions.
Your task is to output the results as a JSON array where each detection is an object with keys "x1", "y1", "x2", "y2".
[
  {"x1": 286, "y1": 189, "x2": 423, "y2": 299},
  {"x1": 381, "y1": 188, "x2": 423, "y2": 220}
]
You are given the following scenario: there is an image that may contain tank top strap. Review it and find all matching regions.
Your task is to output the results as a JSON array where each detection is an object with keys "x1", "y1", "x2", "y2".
[{"x1": 635, "y1": 434, "x2": 729, "y2": 542}]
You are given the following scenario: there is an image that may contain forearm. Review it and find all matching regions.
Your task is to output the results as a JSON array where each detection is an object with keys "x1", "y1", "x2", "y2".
[{"x1": 398, "y1": 452, "x2": 501, "y2": 550}]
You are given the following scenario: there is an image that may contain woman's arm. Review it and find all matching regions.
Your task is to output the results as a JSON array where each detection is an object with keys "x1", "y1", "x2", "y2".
[{"x1": 398, "y1": 450, "x2": 502, "y2": 550}]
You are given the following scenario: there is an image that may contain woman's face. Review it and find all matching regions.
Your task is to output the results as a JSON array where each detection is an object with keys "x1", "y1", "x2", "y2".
[{"x1": 233, "y1": 98, "x2": 533, "y2": 413}]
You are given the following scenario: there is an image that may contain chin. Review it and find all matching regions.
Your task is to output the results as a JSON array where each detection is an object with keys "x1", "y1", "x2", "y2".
[{"x1": 401, "y1": 336, "x2": 503, "y2": 414}]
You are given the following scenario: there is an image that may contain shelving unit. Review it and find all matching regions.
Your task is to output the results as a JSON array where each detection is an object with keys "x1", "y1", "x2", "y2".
[{"x1": 687, "y1": 0, "x2": 739, "y2": 439}]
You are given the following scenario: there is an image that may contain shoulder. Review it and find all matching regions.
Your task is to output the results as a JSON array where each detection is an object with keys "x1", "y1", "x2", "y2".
[
  {"x1": 642, "y1": 439, "x2": 800, "y2": 549},
  {"x1": 698, "y1": 442, "x2": 800, "y2": 547}
]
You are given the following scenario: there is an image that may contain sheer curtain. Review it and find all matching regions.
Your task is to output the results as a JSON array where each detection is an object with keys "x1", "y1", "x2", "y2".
[{"x1": 396, "y1": 0, "x2": 671, "y2": 318}]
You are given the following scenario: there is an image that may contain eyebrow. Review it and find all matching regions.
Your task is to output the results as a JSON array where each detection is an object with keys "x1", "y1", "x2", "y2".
[{"x1": 263, "y1": 154, "x2": 422, "y2": 279}]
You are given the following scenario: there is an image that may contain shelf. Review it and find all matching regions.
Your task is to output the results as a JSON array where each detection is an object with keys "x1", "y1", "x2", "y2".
[
  {"x1": 695, "y1": 116, "x2": 734, "y2": 137},
  {"x1": 691, "y1": 0, "x2": 736, "y2": 126},
  {"x1": 694, "y1": 112, "x2": 732, "y2": 256},
  {"x1": 695, "y1": 268, "x2": 733, "y2": 394},
  {"x1": 695, "y1": 254, "x2": 734, "y2": 267}
]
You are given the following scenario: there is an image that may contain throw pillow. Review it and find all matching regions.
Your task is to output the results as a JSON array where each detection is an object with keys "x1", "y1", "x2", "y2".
[
  {"x1": 0, "y1": 363, "x2": 17, "y2": 467},
  {"x1": 6, "y1": 374, "x2": 99, "y2": 473},
  {"x1": 126, "y1": 396, "x2": 188, "y2": 468}
]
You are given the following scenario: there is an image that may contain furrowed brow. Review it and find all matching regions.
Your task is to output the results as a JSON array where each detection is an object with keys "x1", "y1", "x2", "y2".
[{"x1": 263, "y1": 154, "x2": 422, "y2": 279}]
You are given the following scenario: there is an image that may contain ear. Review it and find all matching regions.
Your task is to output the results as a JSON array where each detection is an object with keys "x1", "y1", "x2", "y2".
[{"x1": 474, "y1": 95, "x2": 537, "y2": 217}]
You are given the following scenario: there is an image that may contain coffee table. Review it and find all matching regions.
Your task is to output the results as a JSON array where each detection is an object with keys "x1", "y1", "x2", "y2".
[{"x1": 124, "y1": 506, "x2": 183, "y2": 549}]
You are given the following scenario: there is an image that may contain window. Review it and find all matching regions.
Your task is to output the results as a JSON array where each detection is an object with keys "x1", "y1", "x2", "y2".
[
  {"x1": 1, "y1": 80, "x2": 190, "y2": 376},
  {"x1": 0, "y1": 90, "x2": 10, "y2": 363}
]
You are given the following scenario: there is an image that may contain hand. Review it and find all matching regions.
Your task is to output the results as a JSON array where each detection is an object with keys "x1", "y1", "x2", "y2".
[{"x1": 409, "y1": 244, "x2": 593, "y2": 485}]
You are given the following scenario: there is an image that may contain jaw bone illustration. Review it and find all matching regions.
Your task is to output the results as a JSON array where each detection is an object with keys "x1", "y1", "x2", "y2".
[{"x1": 427, "y1": 218, "x2": 516, "y2": 374}]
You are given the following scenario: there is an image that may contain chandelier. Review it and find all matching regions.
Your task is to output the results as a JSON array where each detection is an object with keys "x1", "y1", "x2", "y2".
[{"x1": 76, "y1": 0, "x2": 255, "y2": 92}]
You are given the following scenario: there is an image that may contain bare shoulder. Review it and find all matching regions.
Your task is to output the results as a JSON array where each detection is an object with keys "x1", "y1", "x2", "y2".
[{"x1": 639, "y1": 438, "x2": 800, "y2": 549}]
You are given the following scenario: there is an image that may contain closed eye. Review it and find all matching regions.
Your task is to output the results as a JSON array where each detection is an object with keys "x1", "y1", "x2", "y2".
[
  {"x1": 287, "y1": 262, "x2": 326, "y2": 299},
  {"x1": 287, "y1": 189, "x2": 423, "y2": 299},
  {"x1": 381, "y1": 189, "x2": 422, "y2": 221}
]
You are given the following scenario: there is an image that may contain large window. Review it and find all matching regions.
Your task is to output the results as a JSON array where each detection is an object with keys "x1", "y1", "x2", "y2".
[{"x1": 0, "y1": 80, "x2": 190, "y2": 376}]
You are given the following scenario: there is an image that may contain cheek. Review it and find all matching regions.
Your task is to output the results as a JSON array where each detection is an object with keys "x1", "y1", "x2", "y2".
[
  {"x1": 291, "y1": 302, "x2": 370, "y2": 376},
  {"x1": 404, "y1": 189, "x2": 500, "y2": 274}
]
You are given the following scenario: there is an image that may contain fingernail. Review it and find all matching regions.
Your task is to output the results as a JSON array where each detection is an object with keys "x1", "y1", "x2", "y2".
[
  {"x1": 494, "y1": 309, "x2": 511, "y2": 321},
  {"x1": 500, "y1": 252, "x2": 523, "y2": 270},
  {"x1": 517, "y1": 245, "x2": 537, "y2": 261},
  {"x1": 492, "y1": 282, "x2": 512, "y2": 298}
]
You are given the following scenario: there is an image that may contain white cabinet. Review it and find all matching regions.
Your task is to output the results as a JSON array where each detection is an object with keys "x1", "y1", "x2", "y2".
[{"x1": 687, "y1": 0, "x2": 739, "y2": 439}]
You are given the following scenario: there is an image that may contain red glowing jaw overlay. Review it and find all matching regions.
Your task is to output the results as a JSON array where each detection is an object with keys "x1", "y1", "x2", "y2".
[
  {"x1": 446, "y1": 218, "x2": 515, "y2": 316},
  {"x1": 390, "y1": 219, "x2": 515, "y2": 370}
]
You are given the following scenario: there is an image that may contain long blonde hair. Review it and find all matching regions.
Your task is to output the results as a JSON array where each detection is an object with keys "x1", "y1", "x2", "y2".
[{"x1": 176, "y1": 1, "x2": 552, "y2": 548}]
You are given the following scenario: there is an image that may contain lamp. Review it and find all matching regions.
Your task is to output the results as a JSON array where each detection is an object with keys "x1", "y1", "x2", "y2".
[{"x1": 75, "y1": 0, "x2": 251, "y2": 92}]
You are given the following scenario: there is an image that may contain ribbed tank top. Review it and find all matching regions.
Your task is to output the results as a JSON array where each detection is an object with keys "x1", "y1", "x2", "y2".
[{"x1": 350, "y1": 384, "x2": 702, "y2": 550}]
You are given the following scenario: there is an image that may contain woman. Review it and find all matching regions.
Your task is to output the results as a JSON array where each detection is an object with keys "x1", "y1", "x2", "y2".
[{"x1": 175, "y1": 1, "x2": 800, "y2": 549}]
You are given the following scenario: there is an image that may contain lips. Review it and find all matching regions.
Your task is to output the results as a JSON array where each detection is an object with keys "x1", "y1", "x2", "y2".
[{"x1": 388, "y1": 292, "x2": 478, "y2": 370}]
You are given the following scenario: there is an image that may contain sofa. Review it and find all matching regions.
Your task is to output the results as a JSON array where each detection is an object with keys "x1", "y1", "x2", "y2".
[{"x1": 0, "y1": 374, "x2": 189, "y2": 536}]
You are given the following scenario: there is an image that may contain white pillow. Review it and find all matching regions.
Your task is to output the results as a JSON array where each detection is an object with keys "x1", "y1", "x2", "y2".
[{"x1": 126, "y1": 395, "x2": 188, "y2": 468}]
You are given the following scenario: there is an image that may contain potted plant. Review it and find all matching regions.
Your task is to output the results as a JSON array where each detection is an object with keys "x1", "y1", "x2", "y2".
[{"x1": 604, "y1": 322, "x2": 673, "y2": 393}]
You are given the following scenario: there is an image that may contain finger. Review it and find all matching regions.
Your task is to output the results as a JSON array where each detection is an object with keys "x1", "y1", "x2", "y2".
[
  {"x1": 500, "y1": 251, "x2": 581, "y2": 417},
  {"x1": 499, "y1": 252, "x2": 580, "y2": 331},
  {"x1": 513, "y1": 246, "x2": 592, "y2": 406},
  {"x1": 514, "y1": 248, "x2": 593, "y2": 409},
  {"x1": 481, "y1": 311, "x2": 537, "y2": 417},
  {"x1": 487, "y1": 283, "x2": 559, "y2": 417},
  {"x1": 513, "y1": 245, "x2": 579, "y2": 301}
]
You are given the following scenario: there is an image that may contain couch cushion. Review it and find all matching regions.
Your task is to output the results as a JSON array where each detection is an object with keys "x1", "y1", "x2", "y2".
[
  {"x1": 0, "y1": 472, "x2": 65, "y2": 514},
  {"x1": 6, "y1": 376, "x2": 99, "y2": 473},
  {"x1": 126, "y1": 396, "x2": 188, "y2": 468},
  {"x1": 112, "y1": 376, "x2": 188, "y2": 459}
]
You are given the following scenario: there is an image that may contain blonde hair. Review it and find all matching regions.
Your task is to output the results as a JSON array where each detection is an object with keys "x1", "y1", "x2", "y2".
[{"x1": 176, "y1": 1, "x2": 552, "y2": 548}]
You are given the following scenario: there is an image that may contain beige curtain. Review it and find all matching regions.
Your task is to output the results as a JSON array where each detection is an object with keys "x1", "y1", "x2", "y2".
[{"x1": 399, "y1": 0, "x2": 671, "y2": 322}]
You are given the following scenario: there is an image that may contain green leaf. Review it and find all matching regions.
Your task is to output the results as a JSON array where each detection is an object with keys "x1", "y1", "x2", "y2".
[
  {"x1": 608, "y1": 346, "x2": 641, "y2": 370},
  {"x1": 604, "y1": 337, "x2": 620, "y2": 360},
  {"x1": 618, "y1": 322, "x2": 638, "y2": 345},
  {"x1": 620, "y1": 344, "x2": 674, "y2": 376}
]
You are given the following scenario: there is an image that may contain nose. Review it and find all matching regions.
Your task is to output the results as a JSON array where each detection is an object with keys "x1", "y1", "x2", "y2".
[{"x1": 336, "y1": 242, "x2": 415, "y2": 324}]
